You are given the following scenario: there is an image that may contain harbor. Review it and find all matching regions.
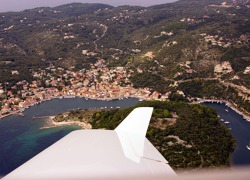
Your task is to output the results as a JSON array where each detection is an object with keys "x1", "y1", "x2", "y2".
[
  {"x1": 194, "y1": 99, "x2": 250, "y2": 122},
  {"x1": 203, "y1": 102, "x2": 250, "y2": 166}
]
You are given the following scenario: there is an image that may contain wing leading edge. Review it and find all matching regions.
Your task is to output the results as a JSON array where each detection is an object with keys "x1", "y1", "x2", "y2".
[{"x1": 4, "y1": 107, "x2": 176, "y2": 179}]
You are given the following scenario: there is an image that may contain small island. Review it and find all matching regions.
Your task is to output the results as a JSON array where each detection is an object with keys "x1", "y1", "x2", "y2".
[
  {"x1": 53, "y1": 100, "x2": 235, "y2": 170},
  {"x1": 52, "y1": 109, "x2": 98, "y2": 129}
]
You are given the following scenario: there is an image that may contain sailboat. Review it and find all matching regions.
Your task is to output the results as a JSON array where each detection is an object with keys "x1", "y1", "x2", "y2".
[{"x1": 247, "y1": 142, "x2": 250, "y2": 151}]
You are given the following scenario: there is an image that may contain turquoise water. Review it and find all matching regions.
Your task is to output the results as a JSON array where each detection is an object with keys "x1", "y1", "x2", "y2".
[
  {"x1": 0, "y1": 98, "x2": 139, "y2": 176},
  {"x1": 0, "y1": 114, "x2": 80, "y2": 176}
]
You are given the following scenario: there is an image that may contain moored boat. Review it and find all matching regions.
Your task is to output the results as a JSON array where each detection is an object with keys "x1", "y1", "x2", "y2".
[{"x1": 247, "y1": 141, "x2": 250, "y2": 151}]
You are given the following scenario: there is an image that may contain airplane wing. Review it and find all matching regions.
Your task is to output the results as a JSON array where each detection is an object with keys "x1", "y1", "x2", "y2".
[{"x1": 4, "y1": 107, "x2": 176, "y2": 179}]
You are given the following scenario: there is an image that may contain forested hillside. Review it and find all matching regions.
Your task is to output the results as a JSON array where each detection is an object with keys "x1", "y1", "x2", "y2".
[{"x1": 90, "y1": 101, "x2": 235, "y2": 170}]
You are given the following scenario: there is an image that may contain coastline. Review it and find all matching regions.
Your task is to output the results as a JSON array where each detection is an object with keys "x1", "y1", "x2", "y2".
[
  {"x1": 1, "y1": 96, "x2": 250, "y2": 124},
  {"x1": 0, "y1": 111, "x2": 25, "y2": 120},
  {"x1": 193, "y1": 99, "x2": 250, "y2": 122},
  {"x1": 0, "y1": 94, "x2": 144, "y2": 119},
  {"x1": 51, "y1": 120, "x2": 92, "y2": 129},
  {"x1": 36, "y1": 115, "x2": 92, "y2": 129},
  {"x1": 0, "y1": 95, "x2": 107, "y2": 119},
  {"x1": 1, "y1": 95, "x2": 250, "y2": 168}
]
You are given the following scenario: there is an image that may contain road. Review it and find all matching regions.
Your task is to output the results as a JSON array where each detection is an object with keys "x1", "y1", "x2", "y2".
[{"x1": 94, "y1": 24, "x2": 108, "y2": 51}]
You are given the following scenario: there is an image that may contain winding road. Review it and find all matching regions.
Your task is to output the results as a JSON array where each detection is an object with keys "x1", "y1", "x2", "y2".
[{"x1": 94, "y1": 24, "x2": 108, "y2": 51}]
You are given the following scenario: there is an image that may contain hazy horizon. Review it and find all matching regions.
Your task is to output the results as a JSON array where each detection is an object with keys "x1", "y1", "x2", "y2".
[{"x1": 0, "y1": 0, "x2": 178, "y2": 13}]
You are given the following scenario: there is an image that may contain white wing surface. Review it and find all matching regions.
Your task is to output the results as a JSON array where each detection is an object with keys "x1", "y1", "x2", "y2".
[{"x1": 4, "y1": 107, "x2": 176, "y2": 179}]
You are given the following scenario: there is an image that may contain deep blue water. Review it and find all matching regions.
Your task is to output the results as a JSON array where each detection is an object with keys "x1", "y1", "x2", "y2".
[
  {"x1": 203, "y1": 102, "x2": 250, "y2": 166},
  {"x1": 0, "y1": 97, "x2": 139, "y2": 177}
]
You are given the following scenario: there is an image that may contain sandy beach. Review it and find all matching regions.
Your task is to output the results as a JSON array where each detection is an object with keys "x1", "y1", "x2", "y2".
[
  {"x1": 52, "y1": 120, "x2": 92, "y2": 129},
  {"x1": 39, "y1": 121, "x2": 92, "y2": 130}
]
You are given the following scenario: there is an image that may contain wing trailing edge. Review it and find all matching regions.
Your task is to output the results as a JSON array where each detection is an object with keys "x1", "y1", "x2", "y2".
[
  {"x1": 115, "y1": 107, "x2": 154, "y2": 163},
  {"x1": 115, "y1": 107, "x2": 153, "y2": 137}
]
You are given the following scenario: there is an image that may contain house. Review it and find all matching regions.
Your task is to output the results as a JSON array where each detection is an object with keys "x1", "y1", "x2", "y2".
[
  {"x1": 11, "y1": 70, "x2": 19, "y2": 75},
  {"x1": 177, "y1": 90, "x2": 185, "y2": 96}
]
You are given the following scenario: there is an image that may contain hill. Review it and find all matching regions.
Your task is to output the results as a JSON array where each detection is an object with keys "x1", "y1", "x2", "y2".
[{"x1": 0, "y1": 0, "x2": 249, "y2": 115}]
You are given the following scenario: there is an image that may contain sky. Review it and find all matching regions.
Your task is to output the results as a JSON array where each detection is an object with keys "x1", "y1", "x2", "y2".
[{"x1": 0, "y1": 0, "x2": 178, "y2": 13}]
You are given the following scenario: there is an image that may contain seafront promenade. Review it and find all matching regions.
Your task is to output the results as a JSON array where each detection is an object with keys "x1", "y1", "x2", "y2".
[{"x1": 0, "y1": 92, "x2": 147, "y2": 119}]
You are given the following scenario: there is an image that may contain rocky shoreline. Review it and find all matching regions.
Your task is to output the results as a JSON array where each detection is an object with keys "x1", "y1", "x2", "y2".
[{"x1": 193, "y1": 99, "x2": 250, "y2": 122}]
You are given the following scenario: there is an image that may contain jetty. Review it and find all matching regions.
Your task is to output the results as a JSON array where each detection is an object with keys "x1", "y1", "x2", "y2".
[{"x1": 33, "y1": 116, "x2": 55, "y2": 120}]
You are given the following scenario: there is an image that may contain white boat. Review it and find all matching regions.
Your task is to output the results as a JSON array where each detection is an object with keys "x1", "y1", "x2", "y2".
[
  {"x1": 225, "y1": 109, "x2": 229, "y2": 112},
  {"x1": 224, "y1": 121, "x2": 230, "y2": 124},
  {"x1": 220, "y1": 119, "x2": 224, "y2": 122},
  {"x1": 246, "y1": 141, "x2": 250, "y2": 150}
]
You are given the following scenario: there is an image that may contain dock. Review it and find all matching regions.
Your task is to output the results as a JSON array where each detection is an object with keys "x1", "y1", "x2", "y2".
[{"x1": 33, "y1": 116, "x2": 55, "y2": 120}]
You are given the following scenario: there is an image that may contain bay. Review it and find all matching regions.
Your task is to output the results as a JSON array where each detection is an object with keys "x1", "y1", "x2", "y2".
[
  {"x1": 203, "y1": 102, "x2": 250, "y2": 166},
  {"x1": 0, "y1": 97, "x2": 139, "y2": 176}
]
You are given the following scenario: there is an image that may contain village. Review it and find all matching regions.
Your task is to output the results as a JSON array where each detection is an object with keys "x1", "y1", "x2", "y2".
[
  {"x1": 0, "y1": 0, "x2": 249, "y2": 120},
  {"x1": 0, "y1": 59, "x2": 170, "y2": 118}
]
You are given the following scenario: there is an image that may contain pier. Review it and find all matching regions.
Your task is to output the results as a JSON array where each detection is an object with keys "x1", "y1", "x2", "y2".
[{"x1": 33, "y1": 116, "x2": 55, "y2": 120}]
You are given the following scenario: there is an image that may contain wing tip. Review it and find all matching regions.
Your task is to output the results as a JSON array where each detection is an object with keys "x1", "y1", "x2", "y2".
[{"x1": 115, "y1": 107, "x2": 154, "y2": 134}]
